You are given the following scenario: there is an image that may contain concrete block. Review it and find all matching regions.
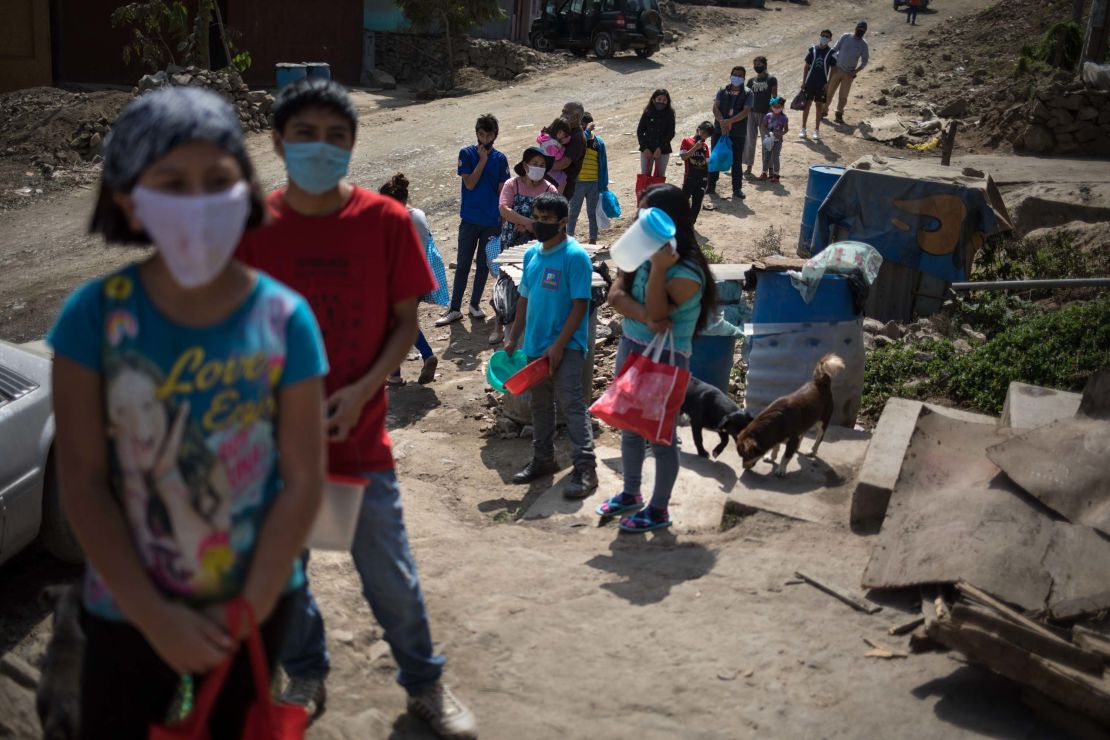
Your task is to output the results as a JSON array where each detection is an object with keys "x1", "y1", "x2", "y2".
[
  {"x1": 1001, "y1": 381, "x2": 1083, "y2": 430},
  {"x1": 850, "y1": 398, "x2": 922, "y2": 532}
]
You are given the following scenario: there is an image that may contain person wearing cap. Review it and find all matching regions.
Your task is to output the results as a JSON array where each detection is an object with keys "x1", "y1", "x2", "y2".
[
  {"x1": 828, "y1": 21, "x2": 871, "y2": 124},
  {"x1": 237, "y1": 79, "x2": 478, "y2": 739},
  {"x1": 48, "y1": 86, "x2": 329, "y2": 737},
  {"x1": 486, "y1": 145, "x2": 558, "y2": 345}
]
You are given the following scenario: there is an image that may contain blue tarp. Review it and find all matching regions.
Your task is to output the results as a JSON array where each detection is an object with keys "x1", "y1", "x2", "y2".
[{"x1": 812, "y1": 167, "x2": 1008, "y2": 283}]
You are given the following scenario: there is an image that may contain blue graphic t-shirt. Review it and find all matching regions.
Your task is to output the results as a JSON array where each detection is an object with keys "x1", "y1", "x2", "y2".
[
  {"x1": 519, "y1": 237, "x2": 593, "y2": 358},
  {"x1": 48, "y1": 264, "x2": 328, "y2": 620}
]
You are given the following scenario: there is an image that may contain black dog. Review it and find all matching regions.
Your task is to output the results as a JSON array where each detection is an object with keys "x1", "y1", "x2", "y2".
[{"x1": 682, "y1": 377, "x2": 754, "y2": 459}]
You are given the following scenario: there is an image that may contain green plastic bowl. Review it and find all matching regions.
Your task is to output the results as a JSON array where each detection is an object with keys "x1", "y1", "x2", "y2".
[{"x1": 486, "y1": 349, "x2": 528, "y2": 393}]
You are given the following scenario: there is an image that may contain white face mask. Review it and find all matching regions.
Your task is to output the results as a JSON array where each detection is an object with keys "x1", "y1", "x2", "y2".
[
  {"x1": 132, "y1": 181, "x2": 251, "y2": 289},
  {"x1": 526, "y1": 165, "x2": 546, "y2": 181},
  {"x1": 819, "y1": 37, "x2": 831, "y2": 46}
]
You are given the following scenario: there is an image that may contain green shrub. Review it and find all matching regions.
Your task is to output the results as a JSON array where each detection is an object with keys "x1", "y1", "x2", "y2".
[{"x1": 1015, "y1": 20, "x2": 1083, "y2": 77}]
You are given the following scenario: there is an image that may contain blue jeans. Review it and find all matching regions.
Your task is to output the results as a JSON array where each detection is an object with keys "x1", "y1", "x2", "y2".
[
  {"x1": 450, "y1": 220, "x2": 499, "y2": 313},
  {"x1": 280, "y1": 470, "x2": 445, "y2": 695},
  {"x1": 567, "y1": 180, "x2": 601, "y2": 243},
  {"x1": 614, "y1": 336, "x2": 690, "y2": 511}
]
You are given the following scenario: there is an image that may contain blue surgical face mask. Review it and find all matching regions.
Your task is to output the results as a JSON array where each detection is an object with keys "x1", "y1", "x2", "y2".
[
  {"x1": 730, "y1": 75, "x2": 743, "y2": 87},
  {"x1": 283, "y1": 141, "x2": 352, "y2": 194}
]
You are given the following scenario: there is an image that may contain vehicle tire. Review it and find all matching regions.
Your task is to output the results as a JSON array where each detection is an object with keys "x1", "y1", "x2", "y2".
[
  {"x1": 532, "y1": 33, "x2": 554, "y2": 53},
  {"x1": 593, "y1": 31, "x2": 614, "y2": 59},
  {"x1": 40, "y1": 453, "x2": 83, "y2": 564},
  {"x1": 635, "y1": 47, "x2": 655, "y2": 58}
]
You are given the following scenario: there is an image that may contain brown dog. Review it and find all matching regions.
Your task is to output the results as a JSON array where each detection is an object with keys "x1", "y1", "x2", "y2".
[{"x1": 736, "y1": 354, "x2": 844, "y2": 477}]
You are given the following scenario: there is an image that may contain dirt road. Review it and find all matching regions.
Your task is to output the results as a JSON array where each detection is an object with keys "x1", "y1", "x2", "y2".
[{"x1": 1, "y1": 0, "x2": 1063, "y2": 738}]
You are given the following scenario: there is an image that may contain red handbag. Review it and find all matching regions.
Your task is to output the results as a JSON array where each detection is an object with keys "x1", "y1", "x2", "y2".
[
  {"x1": 150, "y1": 600, "x2": 308, "y2": 740},
  {"x1": 635, "y1": 174, "x2": 666, "y2": 202},
  {"x1": 590, "y1": 331, "x2": 690, "y2": 446}
]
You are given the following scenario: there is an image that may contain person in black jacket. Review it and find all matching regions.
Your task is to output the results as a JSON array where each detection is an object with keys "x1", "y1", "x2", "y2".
[{"x1": 637, "y1": 89, "x2": 676, "y2": 178}]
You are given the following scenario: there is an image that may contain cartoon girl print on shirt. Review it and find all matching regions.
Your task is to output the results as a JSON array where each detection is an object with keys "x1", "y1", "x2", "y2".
[{"x1": 105, "y1": 352, "x2": 235, "y2": 597}]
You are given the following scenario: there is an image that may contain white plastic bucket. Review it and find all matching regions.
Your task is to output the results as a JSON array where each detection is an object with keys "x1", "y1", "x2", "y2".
[
  {"x1": 610, "y1": 207, "x2": 677, "y2": 272},
  {"x1": 307, "y1": 475, "x2": 365, "y2": 551}
]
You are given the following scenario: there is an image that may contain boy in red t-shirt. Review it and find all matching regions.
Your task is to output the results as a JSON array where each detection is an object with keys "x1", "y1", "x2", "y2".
[
  {"x1": 678, "y1": 121, "x2": 714, "y2": 223},
  {"x1": 237, "y1": 79, "x2": 476, "y2": 739}
]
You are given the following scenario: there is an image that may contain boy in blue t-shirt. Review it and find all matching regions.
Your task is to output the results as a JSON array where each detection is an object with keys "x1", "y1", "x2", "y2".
[
  {"x1": 504, "y1": 193, "x2": 598, "y2": 498},
  {"x1": 437, "y1": 113, "x2": 510, "y2": 327}
]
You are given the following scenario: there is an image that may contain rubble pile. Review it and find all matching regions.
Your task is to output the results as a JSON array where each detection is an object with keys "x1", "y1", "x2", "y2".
[
  {"x1": 1013, "y1": 81, "x2": 1110, "y2": 155},
  {"x1": 0, "y1": 87, "x2": 130, "y2": 167},
  {"x1": 135, "y1": 65, "x2": 273, "y2": 132},
  {"x1": 374, "y1": 34, "x2": 566, "y2": 90}
]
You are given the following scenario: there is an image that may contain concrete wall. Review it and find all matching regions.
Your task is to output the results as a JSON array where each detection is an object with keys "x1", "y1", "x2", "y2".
[{"x1": 0, "y1": 0, "x2": 52, "y2": 92}]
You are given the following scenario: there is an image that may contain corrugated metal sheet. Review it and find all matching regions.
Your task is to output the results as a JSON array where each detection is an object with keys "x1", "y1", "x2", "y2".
[{"x1": 230, "y1": 0, "x2": 363, "y2": 86}]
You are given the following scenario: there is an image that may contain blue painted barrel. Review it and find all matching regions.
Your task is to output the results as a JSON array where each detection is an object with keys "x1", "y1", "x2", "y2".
[
  {"x1": 305, "y1": 62, "x2": 331, "y2": 82},
  {"x1": 798, "y1": 164, "x2": 846, "y2": 256},
  {"x1": 690, "y1": 335, "x2": 737, "y2": 394},
  {"x1": 744, "y1": 269, "x2": 865, "y2": 427},
  {"x1": 276, "y1": 63, "x2": 307, "y2": 89}
]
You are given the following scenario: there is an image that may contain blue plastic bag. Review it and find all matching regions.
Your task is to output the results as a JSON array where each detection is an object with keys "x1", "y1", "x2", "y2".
[
  {"x1": 422, "y1": 235, "x2": 451, "y2": 306},
  {"x1": 708, "y1": 136, "x2": 733, "y2": 173},
  {"x1": 485, "y1": 235, "x2": 502, "y2": 277},
  {"x1": 601, "y1": 190, "x2": 621, "y2": 218}
]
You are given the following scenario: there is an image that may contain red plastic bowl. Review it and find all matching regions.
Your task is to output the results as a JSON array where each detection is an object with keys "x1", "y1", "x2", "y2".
[{"x1": 504, "y1": 356, "x2": 551, "y2": 394}]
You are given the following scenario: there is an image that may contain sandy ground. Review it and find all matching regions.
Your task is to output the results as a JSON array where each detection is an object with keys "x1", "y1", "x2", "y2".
[{"x1": 0, "y1": 0, "x2": 1069, "y2": 738}]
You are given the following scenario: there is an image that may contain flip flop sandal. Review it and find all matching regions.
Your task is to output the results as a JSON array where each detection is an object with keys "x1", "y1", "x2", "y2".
[
  {"x1": 618, "y1": 508, "x2": 672, "y2": 532},
  {"x1": 595, "y1": 493, "x2": 644, "y2": 518}
]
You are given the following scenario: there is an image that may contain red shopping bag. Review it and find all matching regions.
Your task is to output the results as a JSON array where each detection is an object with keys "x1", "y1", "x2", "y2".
[
  {"x1": 635, "y1": 174, "x2": 666, "y2": 202},
  {"x1": 589, "y1": 332, "x2": 690, "y2": 445},
  {"x1": 150, "y1": 599, "x2": 308, "y2": 740}
]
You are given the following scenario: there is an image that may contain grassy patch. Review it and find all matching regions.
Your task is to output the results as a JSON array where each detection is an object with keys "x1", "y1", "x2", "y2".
[
  {"x1": 702, "y1": 242, "x2": 725, "y2": 264},
  {"x1": 1015, "y1": 20, "x2": 1083, "y2": 77},
  {"x1": 863, "y1": 297, "x2": 1110, "y2": 417},
  {"x1": 721, "y1": 501, "x2": 757, "y2": 532}
]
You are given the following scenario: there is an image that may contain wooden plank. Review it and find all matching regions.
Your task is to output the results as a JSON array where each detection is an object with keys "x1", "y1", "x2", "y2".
[
  {"x1": 1074, "y1": 626, "x2": 1110, "y2": 665},
  {"x1": 889, "y1": 616, "x2": 925, "y2": 636},
  {"x1": 795, "y1": 571, "x2": 882, "y2": 614},
  {"x1": 927, "y1": 618, "x2": 1110, "y2": 726},
  {"x1": 949, "y1": 602, "x2": 1104, "y2": 676},
  {"x1": 956, "y1": 583, "x2": 1072, "y2": 645}
]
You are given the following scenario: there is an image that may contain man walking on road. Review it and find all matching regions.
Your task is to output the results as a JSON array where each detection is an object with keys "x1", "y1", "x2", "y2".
[
  {"x1": 827, "y1": 21, "x2": 870, "y2": 124},
  {"x1": 238, "y1": 79, "x2": 478, "y2": 740},
  {"x1": 553, "y1": 101, "x2": 587, "y2": 200}
]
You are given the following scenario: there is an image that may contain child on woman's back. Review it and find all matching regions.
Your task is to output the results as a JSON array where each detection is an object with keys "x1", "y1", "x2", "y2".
[{"x1": 537, "y1": 118, "x2": 573, "y2": 193}]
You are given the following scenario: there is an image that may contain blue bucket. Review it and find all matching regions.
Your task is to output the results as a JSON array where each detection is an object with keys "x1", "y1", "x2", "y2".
[
  {"x1": 305, "y1": 62, "x2": 331, "y2": 82},
  {"x1": 751, "y1": 270, "x2": 856, "y2": 324},
  {"x1": 799, "y1": 164, "x2": 845, "y2": 253},
  {"x1": 276, "y1": 63, "x2": 307, "y2": 89},
  {"x1": 690, "y1": 335, "x2": 737, "y2": 394}
]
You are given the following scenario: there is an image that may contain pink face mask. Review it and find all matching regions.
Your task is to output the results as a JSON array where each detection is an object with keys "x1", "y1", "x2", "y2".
[{"x1": 131, "y1": 181, "x2": 251, "y2": 289}]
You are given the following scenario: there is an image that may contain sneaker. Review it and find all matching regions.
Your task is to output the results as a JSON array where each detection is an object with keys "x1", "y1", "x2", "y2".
[
  {"x1": 435, "y1": 310, "x2": 463, "y2": 327},
  {"x1": 281, "y1": 676, "x2": 327, "y2": 722},
  {"x1": 564, "y1": 464, "x2": 599, "y2": 499},
  {"x1": 733, "y1": 190, "x2": 746, "y2": 200},
  {"x1": 798, "y1": 128, "x2": 808, "y2": 140},
  {"x1": 488, "y1": 327, "x2": 504, "y2": 345},
  {"x1": 835, "y1": 112, "x2": 844, "y2": 124},
  {"x1": 757, "y1": 173, "x2": 769, "y2": 181},
  {"x1": 512, "y1": 458, "x2": 558, "y2": 484},
  {"x1": 771, "y1": 175, "x2": 781, "y2": 184},
  {"x1": 468, "y1": 305, "x2": 486, "y2": 320},
  {"x1": 812, "y1": 129, "x2": 822, "y2": 141},
  {"x1": 407, "y1": 683, "x2": 478, "y2": 740},
  {"x1": 418, "y1": 355, "x2": 439, "y2": 384}
]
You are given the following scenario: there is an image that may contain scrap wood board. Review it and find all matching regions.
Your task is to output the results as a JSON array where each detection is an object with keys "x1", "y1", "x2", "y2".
[{"x1": 862, "y1": 409, "x2": 1110, "y2": 614}]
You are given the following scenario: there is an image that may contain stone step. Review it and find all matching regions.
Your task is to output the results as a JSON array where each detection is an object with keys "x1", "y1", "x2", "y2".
[
  {"x1": 1001, "y1": 381, "x2": 1083, "y2": 430},
  {"x1": 520, "y1": 431, "x2": 728, "y2": 534},
  {"x1": 850, "y1": 399, "x2": 997, "y2": 532}
]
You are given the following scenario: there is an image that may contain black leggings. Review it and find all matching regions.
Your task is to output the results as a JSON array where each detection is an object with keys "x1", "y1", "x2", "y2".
[
  {"x1": 683, "y1": 173, "x2": 708, "y2": 223},
  {"x1": 79, "y1": 593, "x2": 294, "y2": 740}
]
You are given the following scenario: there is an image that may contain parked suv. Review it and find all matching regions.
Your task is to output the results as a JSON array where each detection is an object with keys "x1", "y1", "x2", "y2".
[{"x1": 530, "y1": 0, "x2": 663, "y2": 59}]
